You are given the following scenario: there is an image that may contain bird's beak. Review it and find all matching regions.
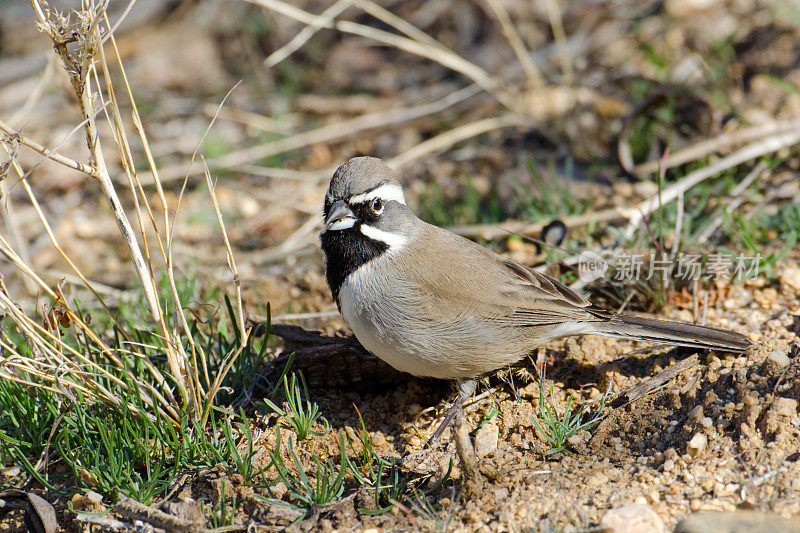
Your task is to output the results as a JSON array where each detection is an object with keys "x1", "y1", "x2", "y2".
[{"x1": 324, "y1": 200, "x2": 357, "y2": 231}]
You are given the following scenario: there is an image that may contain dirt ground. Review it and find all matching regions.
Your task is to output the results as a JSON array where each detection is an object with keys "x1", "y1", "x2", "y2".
[
  {"x1": 2, "y1": 0, "x2": 800, "y2": 531},
  {"x1": 247, "y1": 259, "x2": 800, "y2": 531}
]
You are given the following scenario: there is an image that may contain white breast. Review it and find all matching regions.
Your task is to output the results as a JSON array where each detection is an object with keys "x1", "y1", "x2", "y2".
[{"x1": 338, "y1": 261, "x2": 454, "y2": 378}]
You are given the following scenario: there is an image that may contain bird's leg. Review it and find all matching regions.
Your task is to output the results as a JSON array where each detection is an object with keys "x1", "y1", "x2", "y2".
[
  {"x1": 427, "y1": 378, "x2": 477, "y2": 448},
  {"x1": 454, "y1": 397, "x2": 482, "y2": 499}
]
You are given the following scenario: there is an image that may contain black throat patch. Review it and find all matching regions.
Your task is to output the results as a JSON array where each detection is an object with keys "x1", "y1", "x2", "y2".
[{"x1": 320, "y1": 223, "x2": 389, "y2": 306}]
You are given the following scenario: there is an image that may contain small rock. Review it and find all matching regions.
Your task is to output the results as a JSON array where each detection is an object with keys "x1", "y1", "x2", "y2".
[
  {"x1": 755, "y1": 288, "x2": 778, "y2": 308},
  {"x1": 78, "y1": 468, "x2": 98, "y2": 487},
  {"x1": 779, "y1": 267, "x2": 800, "y2": 294},
  {"x1": 567, "y1": 431, "x2": 589, "y2": 452},
  {"x1": 675, "y1": 510, "x2": 800, "y2": 533},
  {"x1": 688, "y1": 406, "x2": 704, "y2": 422},
  {"x1": 70, "y1": 493, "x2": 84, "y2": 510},
  {"x1": 772, "y1": 397, "x2": 799, "y2": 418},
  {"x1": 663, "y1": 459, "x2": 675, "y2": 472},
  {"x1": 371, "y1": 433, "x2": 387, "y2": 448},
  {"x1": 85, "y1": 491, "x2": 103, "y2": 504},
  {"x1": 599, "y1": 503, "x2": 665, "y2": 533},
  {"x1": 1, "y1": 466, "x2": 21, "y2": 479},
  {"x1": 159, "y1": 498, "x2": 204, "y2": 524},
  {"x1": 588, "y1": 471, "x2": 609, "y2": 487},
  {"x1": 70, "y1": 491, "x2": 106, "y2": 513},
  {"x1": 474, "y1": 423, "x2": 499, "y2": 457},
  {"x1": 686, "y1": 433, "x2": 707, "y2": 458},
  {"x1": 613, "y1": 182, "x2": 634, "y2": 198},
  {"x1": 741, "y1": 392, "x2": 761, "y2": 427},
  {"x1": 758, "y1": 397, "x2": 799, "y2": 436},
  {"x1": 271, "y1": 481, "x2": 287, "y2": 500},
  {"x1": 764, "y1": 349, "x2": 791, "y2": 372}
]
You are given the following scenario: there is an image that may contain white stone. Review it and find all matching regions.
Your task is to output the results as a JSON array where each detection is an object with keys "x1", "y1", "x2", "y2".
[
  {"x1": 474, "y1": 423, "x2": 499, "y2": 457},
  {"x1": 600, "y1": 503, "x2": 665, "y2": 533},
  {"x1": 687, "y1": 433, "x2": 708, "y2": 458}
]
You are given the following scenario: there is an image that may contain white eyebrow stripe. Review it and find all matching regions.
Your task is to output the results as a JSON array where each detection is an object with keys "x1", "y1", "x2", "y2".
[
  {"x1": 360, "y1": 224, "x2": 407, "y2": 251},
  {"x1": 349, "y1": 184, "x2": 406, "y2": 205}
]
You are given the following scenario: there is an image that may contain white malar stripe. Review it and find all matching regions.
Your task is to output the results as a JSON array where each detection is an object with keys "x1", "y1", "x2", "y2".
[
  {"x1": 349, "y1": 183, "x2": 406, "y2": 205},
  {"x1": 360, "y1": 224, "x2": 407, "y2": 251}
]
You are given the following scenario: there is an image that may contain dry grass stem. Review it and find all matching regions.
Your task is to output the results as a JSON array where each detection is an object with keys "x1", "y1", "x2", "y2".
[
  {"x1": 351, "y1": 0, "x2": 449, "y2": 52},
  {"x1": 248, "y1": 0, "x2": 516, "y2": 109},
  {"x1": 203, "y1": 104, "x2": 299, "y2": 133},
  {"x1": 157, "y1": 83, "x2": 483, "y2": 181},
  {"x1": 0, "y1": 0, "x2": 260, "y2": 429},
  {"x1": 387, "y1": 113, "x2": 528, "y2": 170},
  {"x1": 632, "y1": 119, "x2": 800, "y2": 175},
  {"x1": 30, "y1": 0, "x2": 163, "y2": 324},
  {"x1": 201, "y1": 161, "x2": 250, "y2": 424},
  {"x1": 483, "y1": 0, "x2": 543, "y2": 86},
  {"x1": 624, "y1": 125, "x2": 800, "y2": 238},
  {"x1": 695, "y1": 161, "x2": 768, "y2": 244},
  {"x1": 264, "y1": 0, "x2": 353, "y2": 68},
  {"x1": 1, "y1": 142, "x2": 126, "y2": 330},
  {"x1": 447, "y1": 206, "x2": 632, "y2": 240},
  {"x1": 543, "y1": 0, "x2": 573, "y2": 81},
  {"x1": 0, "y1": 118, "x2": 98, "y2": 176}
]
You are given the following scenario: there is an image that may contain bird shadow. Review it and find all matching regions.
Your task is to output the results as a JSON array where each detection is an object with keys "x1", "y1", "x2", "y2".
[{"x1": 259, "y1": 323, "x2": 709, "y2": 455}]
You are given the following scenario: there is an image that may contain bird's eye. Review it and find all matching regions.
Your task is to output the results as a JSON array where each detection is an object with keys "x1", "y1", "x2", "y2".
[{"x1": 371, "y1": 198, "x2": 383, "y2": 214}]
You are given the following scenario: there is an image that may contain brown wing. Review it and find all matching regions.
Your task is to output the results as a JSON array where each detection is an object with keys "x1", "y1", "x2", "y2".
[{"x1": 398, "y1": 223, "x2": 609, "y2": 326}]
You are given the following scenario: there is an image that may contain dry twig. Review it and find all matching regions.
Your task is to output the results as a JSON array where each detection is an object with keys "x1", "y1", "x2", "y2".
[{"x1": 624, "y1": 125, "x2": 800, "y2": 239}]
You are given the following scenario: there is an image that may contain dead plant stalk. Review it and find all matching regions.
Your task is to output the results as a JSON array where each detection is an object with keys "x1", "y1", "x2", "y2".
[
  {"x1": 30, "y1": 0, "x2": 162, "y2": 324},
  {"x1": 0, "y1": 0, "x2": 249, "y2": 425}
]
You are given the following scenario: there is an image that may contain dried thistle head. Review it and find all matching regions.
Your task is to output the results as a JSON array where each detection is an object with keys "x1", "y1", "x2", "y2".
[{"x1": 32, "y1": 0, "x2": 107, "y2": 90}]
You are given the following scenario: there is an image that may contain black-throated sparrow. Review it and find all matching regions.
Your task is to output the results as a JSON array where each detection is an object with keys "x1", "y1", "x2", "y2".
[{"x1": 320, "y1": 156, "x2": 750, "y2": 444}]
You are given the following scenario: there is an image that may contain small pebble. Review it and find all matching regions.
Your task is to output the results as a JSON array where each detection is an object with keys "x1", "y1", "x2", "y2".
[
  {"x1": 687, "y1": 433, "x2": 707, "y2": 458},
  {"x1": 600, "y1": 503, "x2": 665, "y2": 533},
  {"x1": 474, "y1": 423, "x2": 499, "y2": 457},
  {"x1": 779, "y1": 267, "x2": 800, "y2": 293},
  {"x1": 85, "y1": 491, "x2": 103, "y2": 504},
  {"x1": 765, "y1": 349, "x2": 790, "y2": 370},
  {"x1": 1, "y1": 466, "x2": 21, "y2": 479},
  {"x1": 772, "y1": 397, "x2": 799, "y2": 418}
]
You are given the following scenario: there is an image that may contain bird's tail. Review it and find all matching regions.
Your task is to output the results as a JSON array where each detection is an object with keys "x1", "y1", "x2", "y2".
[{"x1": 592, "y1": 313, "x2": 750, "y2": 353}]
